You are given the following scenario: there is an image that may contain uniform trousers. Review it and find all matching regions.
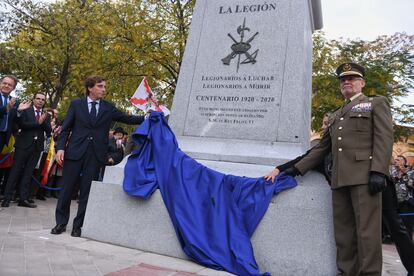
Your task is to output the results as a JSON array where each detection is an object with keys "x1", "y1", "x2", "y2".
[
  {"x1": 55, "y1": 144, "x2": 101, "y2": 229},
  {"x1": 332, "y1": 184, "x2": 382, "y2": 276}
]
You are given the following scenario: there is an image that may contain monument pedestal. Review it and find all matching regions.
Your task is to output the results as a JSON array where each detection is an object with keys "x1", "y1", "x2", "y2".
[{"x1": 83, "y1": 159, "x2": 336, "y2": 275}]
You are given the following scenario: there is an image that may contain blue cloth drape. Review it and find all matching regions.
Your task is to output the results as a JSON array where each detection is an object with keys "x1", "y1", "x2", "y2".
[{"x1": 123, "y1": 112, "x2": 297, "y2": 276}]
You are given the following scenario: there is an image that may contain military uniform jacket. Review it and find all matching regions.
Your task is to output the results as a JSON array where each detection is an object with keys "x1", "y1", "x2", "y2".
[{"x1": 295, "y1": 94, "x2": 393, "y2": 189}]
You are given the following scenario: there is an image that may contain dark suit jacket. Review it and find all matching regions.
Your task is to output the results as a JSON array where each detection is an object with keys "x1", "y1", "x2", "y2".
[
  {"x1": 107, "y1": 138, "x2": 124, "y2": 165},
  {"x1": 0, "y1": 95, "x2": 20, "y2": 143},
  {"x1": 15, "y1": 108, "x2": 52, "y2": 151},
  {"x1": 56, "y1": 97, "x2": 144, "y2": 163}
]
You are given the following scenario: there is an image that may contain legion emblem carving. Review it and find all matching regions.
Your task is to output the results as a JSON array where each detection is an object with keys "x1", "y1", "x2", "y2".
[{"x1": 221, "y1": 18, "x2": 259, "y2": 72}]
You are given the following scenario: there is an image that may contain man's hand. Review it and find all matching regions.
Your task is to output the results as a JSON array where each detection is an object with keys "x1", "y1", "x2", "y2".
[
  {"x1": 264, "y1": 168, "x2": 280, "y2": 183},
  {"x1": 284, "y1": 166, "x2": 300, "y2": 177},
  {"x1": 368, "y1": 171, "x2": 387, "y2": 195},
  {"x1": 17, "y1": 100, "x2": 31, "y2": 111},
  {"x1": 56, "y1": 150, "x2": 65, "y2": 166},
  {"x1": 6, "y1": 97, "x2": 16, "y2": 111},
  {"x1": 38, "y1": 112, "x2": 49, "y2": 124},
  {"x1": 53, "y1": 126, "x2": 61, "y2": 137}
]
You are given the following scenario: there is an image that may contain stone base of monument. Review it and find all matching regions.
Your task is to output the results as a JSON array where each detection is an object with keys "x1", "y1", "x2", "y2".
[{"x1": 83, "y1": 159, "x2": 336, "y2": 275}]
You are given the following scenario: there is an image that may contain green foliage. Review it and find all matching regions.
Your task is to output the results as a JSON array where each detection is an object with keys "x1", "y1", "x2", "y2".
[{"x1": 0, "y1": 0, "x2": 194, "y2": 115}]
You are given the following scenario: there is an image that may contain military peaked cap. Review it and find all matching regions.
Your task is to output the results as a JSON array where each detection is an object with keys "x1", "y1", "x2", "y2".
[{"x1": 336, "y1": 62, "x2": 365, "y2": 78}]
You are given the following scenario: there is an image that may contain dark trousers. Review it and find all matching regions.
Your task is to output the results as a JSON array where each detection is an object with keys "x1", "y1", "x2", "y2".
[
  {"x1": 382, "y1": 182, "x2": 414, "y2": 273},
  {"x1": 0, "y1": 168, "x2": 11, "y2": 195},
  {"x1": 0, "y1": 132, "x2": 7, "y2": 154},
  {"x1": 4, "y1": 145, "x2": 41, "y2": 201},
  {"x1": 55, "y1": 144, "x2": 101, "y2": 229}
]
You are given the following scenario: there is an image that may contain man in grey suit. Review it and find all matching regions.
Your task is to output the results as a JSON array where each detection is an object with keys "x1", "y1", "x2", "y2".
[
  {"x1": 51, "y1": 75, "x2": 145, "y2": 237},
  {"x1": 265, "y1": 63, "x2": 394, "y2": 276}
]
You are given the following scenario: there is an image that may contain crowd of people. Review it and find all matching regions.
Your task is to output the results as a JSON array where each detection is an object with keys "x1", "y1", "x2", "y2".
[
  {"x1": 0, "y1": 61, "x2": 414, "y2": 276},
  {"x1": 0, "y1": 75, "x2": 134, "y2": 215},
  {"x1": 389, "y1": 155, "x2": 414, "y2": 239}
]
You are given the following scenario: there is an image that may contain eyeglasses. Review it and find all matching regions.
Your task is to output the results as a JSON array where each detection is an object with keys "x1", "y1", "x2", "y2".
[{"x1": 340, "y1": 76, "x2": 362, "y2": 83}]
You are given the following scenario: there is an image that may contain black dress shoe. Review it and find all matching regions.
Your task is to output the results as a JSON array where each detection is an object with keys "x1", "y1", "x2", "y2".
[
  {"x1": 51, "y1": 224, "x2": 67, "y2": 235},
  {"x1": 36, "y1": 194, "x2": 46, "y2": 201},
  {"x1": 27, "y1": 199, "x2": 35, "y2": 204},
  {"x1": 18, "y1": 200, "x2": 37, "y2": 208},
  {"x1": 1, "y1": 199, "x2": 10, "y2": 207},
  {"x1": 71, "y1": 228, "x2": 81, "y2": 237}
]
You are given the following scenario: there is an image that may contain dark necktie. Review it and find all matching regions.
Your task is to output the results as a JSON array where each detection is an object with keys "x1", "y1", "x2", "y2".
[
  {"x1": 3, "y1": 95, "x2": 8, "y2": 106},
  {"x1": 90, "y1": 101, "x2": 97, "y2": 124},
  {"x1": 35, "y1": 109, "x2": 41, "y2": 122}
]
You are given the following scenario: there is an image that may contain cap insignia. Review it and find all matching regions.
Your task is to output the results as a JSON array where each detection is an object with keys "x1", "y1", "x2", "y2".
[{"x1": 343, "y1": 64, "x2": 352, "y2": 71}]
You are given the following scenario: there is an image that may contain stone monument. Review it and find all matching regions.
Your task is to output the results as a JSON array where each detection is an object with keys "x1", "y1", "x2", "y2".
[
  {"x1": 169, "y1": 0, "x2": 323, "y2": 165},
  {"x1": 83, "y1": 0, "x2": 337, "y2": 275}
]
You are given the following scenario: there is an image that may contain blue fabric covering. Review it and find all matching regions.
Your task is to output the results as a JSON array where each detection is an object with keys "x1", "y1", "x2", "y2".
[{"x1": 123, "y1": 112, "x2": 297, "y2": 276}]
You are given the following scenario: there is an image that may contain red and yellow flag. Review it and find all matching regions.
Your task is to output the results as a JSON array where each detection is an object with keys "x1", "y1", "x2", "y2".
[{"x1": 40, "y1": 138, "x2": 55, "y2": 186}]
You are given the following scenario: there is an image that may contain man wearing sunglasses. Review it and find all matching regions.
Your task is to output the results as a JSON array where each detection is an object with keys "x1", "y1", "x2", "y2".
[{"x1": 267, "y1": 63, "x2": 394, "y2": 275}]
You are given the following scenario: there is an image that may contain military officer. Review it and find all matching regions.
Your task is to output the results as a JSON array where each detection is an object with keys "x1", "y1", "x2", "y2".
[{"x1": 265, "y1": 62, "x2": 394, "y2": 276}]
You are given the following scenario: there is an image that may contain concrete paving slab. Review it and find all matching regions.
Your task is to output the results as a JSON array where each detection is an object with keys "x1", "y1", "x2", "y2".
[{"x1": 0, "y1": 196, "x2": 408, "y2": 276}]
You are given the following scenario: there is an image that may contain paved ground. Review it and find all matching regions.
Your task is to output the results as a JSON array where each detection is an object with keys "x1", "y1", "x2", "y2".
[{"x1": 0, "y1": 198, "x2": 408, "y2": 276}]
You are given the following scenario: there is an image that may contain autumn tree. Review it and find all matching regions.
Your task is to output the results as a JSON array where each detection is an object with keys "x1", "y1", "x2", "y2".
[
  {"x1": 0, "y1": 0, "x2": 107, "y2": 111},
  {"x1": 0, "y1": 0, "x2": 195, "y2": 113}
]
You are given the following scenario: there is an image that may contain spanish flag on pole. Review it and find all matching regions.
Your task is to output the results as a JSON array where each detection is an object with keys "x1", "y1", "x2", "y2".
[{"x1": 40, "y1": 138, "x2": 55, "y2": 186}]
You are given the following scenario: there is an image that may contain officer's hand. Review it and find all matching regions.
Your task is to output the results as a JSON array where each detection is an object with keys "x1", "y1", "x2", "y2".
[
  {"x1": 284, "y1": 166, "x2": 300, "y2": 177},
  {"x1": 264, "y1": 168, "x2": 280, "y2": 183},
  {"x1": 368, "y1": 171, "x2": 387, "y2": 195}
]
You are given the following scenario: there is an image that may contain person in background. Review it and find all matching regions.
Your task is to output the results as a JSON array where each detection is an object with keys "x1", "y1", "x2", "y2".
[
  {"x1": 392, "y1": 155, "x2": 414, "y2": 239},
  {"x1": 0, "y1": 75, "x2": 31, "y2": 151},
  {"x1": 1, "y1": 92, "x2": 52, "y2": 208}
]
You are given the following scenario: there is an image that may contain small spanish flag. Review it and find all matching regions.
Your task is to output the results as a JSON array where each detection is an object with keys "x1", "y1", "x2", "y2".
[{"x1": 40, "y1": 138, "x2": 55, "y2": 186}]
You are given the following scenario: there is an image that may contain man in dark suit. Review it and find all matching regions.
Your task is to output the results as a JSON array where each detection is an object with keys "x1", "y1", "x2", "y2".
[
  {"x1": 51, "y1": 75, "x2": 145, "y2": 237},
  {"x1": 1, "y1": 92, "x2": 52, "y2": 208},
  {"x1": 265, "y1": 63, "x2": 394, "y2": 276},
  {"x1": 0, "y1": 75, "x2": 31, "y2": 152}
]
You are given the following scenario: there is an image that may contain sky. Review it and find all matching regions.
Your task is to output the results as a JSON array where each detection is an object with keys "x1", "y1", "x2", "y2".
[{"x1": 321, "y1": 0, "x2": 414, "y2": 105}]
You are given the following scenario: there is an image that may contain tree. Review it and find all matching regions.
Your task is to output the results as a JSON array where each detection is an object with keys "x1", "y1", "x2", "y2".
[
  {"x1": 0, "y1": 0, "x2": 195, "y2": 113},
  {"x1": 0, "y1": 0, "x2": 108, "y2": 111}
]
